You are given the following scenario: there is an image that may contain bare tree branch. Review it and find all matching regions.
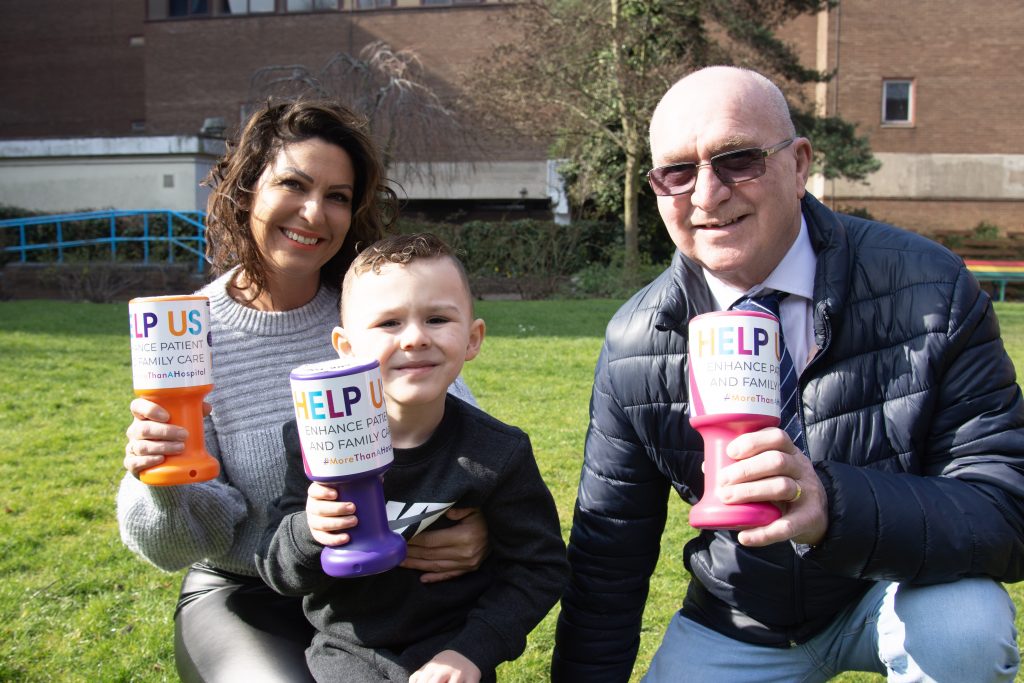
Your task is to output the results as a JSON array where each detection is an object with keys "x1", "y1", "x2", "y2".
[{"x1": 248, "y1": 41, "x2": 477, "y2": 188}]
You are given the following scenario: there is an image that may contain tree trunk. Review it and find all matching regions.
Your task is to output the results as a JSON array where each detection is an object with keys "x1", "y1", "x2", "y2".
[
  {"x1": 622, "y1": 147, "x2": 640, "y2": 274},
  {"x1": 611, "y1": 0, "x2": 640, "y2": 275}
]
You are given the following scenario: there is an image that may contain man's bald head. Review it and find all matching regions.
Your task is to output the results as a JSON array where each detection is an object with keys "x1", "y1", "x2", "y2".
[{"x1": 650, "y1": 66, "x2": 796, "y2": 151}]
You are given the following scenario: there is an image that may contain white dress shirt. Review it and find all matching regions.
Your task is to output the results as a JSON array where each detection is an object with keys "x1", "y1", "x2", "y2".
[{"x1": 702, "y1": 215, "x2": 817, "y2": 375}]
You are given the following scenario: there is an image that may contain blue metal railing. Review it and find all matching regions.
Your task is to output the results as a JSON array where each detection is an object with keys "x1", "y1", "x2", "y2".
[{"x1": 0, "y1": 209, "x2": 208, "y2": 274}]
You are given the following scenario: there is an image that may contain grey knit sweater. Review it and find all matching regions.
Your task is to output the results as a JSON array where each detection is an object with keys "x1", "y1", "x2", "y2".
[{"x1": 116, "y1": 270, "x2": 475, "y2": 577}]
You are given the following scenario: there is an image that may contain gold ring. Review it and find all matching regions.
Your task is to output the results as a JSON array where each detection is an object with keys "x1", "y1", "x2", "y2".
[{"x1": 788, "y1": 482, "x2": 803, "y2": 503}]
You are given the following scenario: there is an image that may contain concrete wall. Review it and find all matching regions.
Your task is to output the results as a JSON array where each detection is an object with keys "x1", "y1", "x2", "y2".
[
  {"x1": 0, "y1": 137, "x2": 223, "y2": 213},
  {"x1": 390, "y1": 161, "x2": 550, "y2": 200},
  {"x1": 0, "y1": 140, "x2": 553, "y2": 213},
  {"x1": 832, "y1": 153, "x2": 1024, "y2": 202}
]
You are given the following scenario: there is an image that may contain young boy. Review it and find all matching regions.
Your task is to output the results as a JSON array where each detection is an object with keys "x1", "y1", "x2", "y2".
[{"x1": 258, "y1": 233, "x2": 568, "y2": 683}]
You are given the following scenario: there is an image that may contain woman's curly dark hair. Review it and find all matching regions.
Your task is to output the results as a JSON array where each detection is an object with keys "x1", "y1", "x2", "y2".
[{"x1": 203, "y1": 98, "x2": 397, "y2": 299}]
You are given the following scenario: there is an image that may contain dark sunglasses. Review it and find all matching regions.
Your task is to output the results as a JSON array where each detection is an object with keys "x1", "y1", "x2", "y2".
[{"x1": 647, "y1": 138, "x2": 795, "y2": 196}]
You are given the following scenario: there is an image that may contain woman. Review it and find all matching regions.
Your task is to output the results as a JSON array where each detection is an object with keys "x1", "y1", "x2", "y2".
[{"x1": 118, "y1": 99, "x2": 487, "y2": 682}]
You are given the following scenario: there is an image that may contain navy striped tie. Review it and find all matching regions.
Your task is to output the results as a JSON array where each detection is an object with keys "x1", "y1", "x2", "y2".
[{"x1": 731, "y1": 291, "x2": 806, "y2": 454}]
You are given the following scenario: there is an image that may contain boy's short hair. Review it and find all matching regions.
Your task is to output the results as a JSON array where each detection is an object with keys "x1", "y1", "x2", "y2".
[{"x1": 341, "y1": 233, "x2": 474, "y2": 319}]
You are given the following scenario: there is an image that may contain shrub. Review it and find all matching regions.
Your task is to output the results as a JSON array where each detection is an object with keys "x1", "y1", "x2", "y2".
[
  {"x1": 397, "y1": 217, "x2": 621, "y2": 299},
  {"x1": 972, "y1": 220, "x2": 1002, "y2": 239},
  {"x1": 0, "y1": 204, "x2": 44, "y2": 220},
  {"x1": 565, "y1": 251, "x2": 670, "y2": 299},
  {"x1": 837, "y1": 205, "x2": 877, "y2": 221}
]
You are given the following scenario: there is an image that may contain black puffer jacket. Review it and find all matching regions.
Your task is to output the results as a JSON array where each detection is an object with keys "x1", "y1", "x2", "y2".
[{"x1": 552, "y1": 194, "x2": 1024, "y2": 682}]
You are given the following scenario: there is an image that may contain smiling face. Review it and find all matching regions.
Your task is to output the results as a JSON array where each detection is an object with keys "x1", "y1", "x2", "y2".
[
  {"x1": 333, "y1": 256, "x2": 484, "y2": 411},
  {"x1": 248, "y1": 137, "x2": 355, "y2": 304},
  {"x1": 649, "y1": 68, "x2": 812, "y2": 290}
]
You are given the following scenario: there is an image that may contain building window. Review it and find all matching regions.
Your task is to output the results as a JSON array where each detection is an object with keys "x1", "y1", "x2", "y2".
[
  {"x1": 166, "y1": 0, "x2": 209, "y2": 17},
  {"x1": 150, "y1": 0, "x2": 355, "y2": 18},
  {"x1": 288, "y1": 0, "x2": 340, "y2": 10},
  {"x1": 223, "y1": 0, "x2": 275, "y2": 14},
  {"x1": 421, "y1": 0, "x2": 483, "y2": 5},
  {"x1": 882, "y1": 79, "x2": 913, "y2": 125}
]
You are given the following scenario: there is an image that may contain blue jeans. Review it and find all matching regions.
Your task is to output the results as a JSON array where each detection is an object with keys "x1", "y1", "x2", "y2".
[{"x1": 643, "y1": 578, "x2": 1019, "y2": 683}]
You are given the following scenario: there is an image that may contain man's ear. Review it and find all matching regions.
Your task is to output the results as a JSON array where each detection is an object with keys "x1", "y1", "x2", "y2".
[
  {"x1": 792, "y1": 136, "x2": 814, "y2": 198},
  {"x1": 464, "y1": 318, "x2": 486, "y2": 362},
  {"x1": 331, "y1": 326, "x2": 353, "y2": 357}
]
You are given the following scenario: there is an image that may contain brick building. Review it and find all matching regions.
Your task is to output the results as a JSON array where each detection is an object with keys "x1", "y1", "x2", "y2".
[
  {"x1": 798, "y1": 1, "x2": 1024, "y2": 234},
  {"x1": 0, "y1": 0, "x2": 1021, "y2": 233},
  {"x1": 0, "y1": 0, "x2": 558, "y2": 219}
]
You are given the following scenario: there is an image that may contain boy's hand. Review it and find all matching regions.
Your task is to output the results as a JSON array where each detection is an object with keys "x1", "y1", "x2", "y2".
[
  {"x1": 305, "y1": 482, "x2": 358, "y2": 546},
  {"x1": 409, "y1": 650, "x2": 480, "y2": 683},
  {"x1": 402, "y1": 508, "x2": 489, "y2": 583}
]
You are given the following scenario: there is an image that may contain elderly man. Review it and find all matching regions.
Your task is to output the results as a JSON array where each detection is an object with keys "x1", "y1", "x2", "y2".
[{"x1": 552, "y1": 66, "x2": 1024, "y2": 682}]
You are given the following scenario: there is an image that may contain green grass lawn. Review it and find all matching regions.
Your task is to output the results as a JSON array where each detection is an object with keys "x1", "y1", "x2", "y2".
[{"x1": 1, "y1": 298, "x2": 1023, "y2": 682}]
